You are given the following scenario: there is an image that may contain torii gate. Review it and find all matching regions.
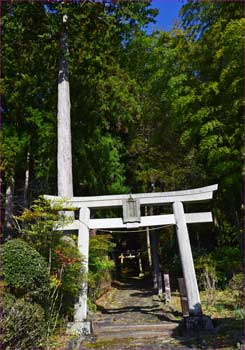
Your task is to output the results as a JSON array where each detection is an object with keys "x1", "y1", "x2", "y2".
[{"x1": 45, "y1": 184, "x2": 217, "y2": 333}]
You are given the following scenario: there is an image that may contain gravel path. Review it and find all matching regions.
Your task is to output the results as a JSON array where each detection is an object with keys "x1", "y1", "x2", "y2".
[
  {"x1": 94, "y1": 277, "x2": 176, "y2": 325},
  {"x1": 76, "y1": 277, "x2": 241, "y2": 350},
  {"x1": 79, "y1": 277, "x2": 195, "y2": 349}
]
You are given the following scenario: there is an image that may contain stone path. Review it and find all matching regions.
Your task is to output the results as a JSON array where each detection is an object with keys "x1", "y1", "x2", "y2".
[
  {"x1": 58, "y1": 275, "x2": 243, "y2": 350},
  {"x1": 79, "y1": 277, "x2": 195, "y2": 349},
  {"x1": 94, "y1": 277, "x2": 178, "y2": 325},
  {"x1": 76, "y1": 277, "x2": 238, "y2": 350}
]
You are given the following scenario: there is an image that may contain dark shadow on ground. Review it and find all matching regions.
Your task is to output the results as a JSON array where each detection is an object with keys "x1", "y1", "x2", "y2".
[
  {"x1": 111, "y1": 276, "x2": 154, "y2": 291},
  {"x1": 97, "y1": 276, "x2": 183, "y2": 324},
  {"x1": 96, "y1": 303, "x2": 180, "y2": 323}
]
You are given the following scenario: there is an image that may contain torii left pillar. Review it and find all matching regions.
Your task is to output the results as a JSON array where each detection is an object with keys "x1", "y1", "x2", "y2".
[{"x1": 68, "y1": 207, "x2": 91, "y2": 335}]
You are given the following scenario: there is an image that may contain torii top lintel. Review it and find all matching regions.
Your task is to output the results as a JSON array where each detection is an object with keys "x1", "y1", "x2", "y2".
[{"x1": 44, "y1": 184, "x2": 218, "y2": 209}]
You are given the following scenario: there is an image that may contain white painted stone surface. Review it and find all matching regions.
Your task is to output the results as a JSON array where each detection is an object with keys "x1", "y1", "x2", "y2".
[
  {"x1": 67, "y1": 321, "x2": 91, "y2": 336},
  {"x1": 74, "y1": 207, "x2": 90, "y2": 322},
  {"x1": 173, "y1": 201, "x2": 201, "y2": 315},
  {"x1": 157, "y1": 272, "x2": 163, "y2": 297},
  {"x1": 5, "y1": 176, "x2": 14, "y2": 229},
  {"x1": 163, "y1": 274, "x2": 171, "y2": 302},
  {"x1": 59, "y1": 212, "x2": 212, "y2": 231},
  {"x1": 45, "y1": 184, "x2": 218, "y2": 208}
]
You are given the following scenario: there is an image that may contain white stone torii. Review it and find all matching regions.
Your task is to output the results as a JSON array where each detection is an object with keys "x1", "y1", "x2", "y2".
[{"x1": 45, "y1": 184, "x2": 218, "y2": 332}]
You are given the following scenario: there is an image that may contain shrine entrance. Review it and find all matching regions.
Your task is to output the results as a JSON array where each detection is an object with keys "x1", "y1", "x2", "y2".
[
  {"x1": 45, "y1": 184, "x2": 217, "y2": 333},
  {"x1": 117, "y1": 249, "x2": 144, "y2": 278}
]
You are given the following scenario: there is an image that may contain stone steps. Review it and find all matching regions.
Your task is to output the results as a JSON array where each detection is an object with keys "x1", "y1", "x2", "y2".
[{"x1": 92, "y1": 322, "x2": 179, "y2": 340}]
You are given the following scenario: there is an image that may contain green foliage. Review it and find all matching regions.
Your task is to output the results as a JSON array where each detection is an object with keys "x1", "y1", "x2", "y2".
[
  {"x1": 212, "y1": 247, "x2": 243, "y2": 275},
  {"x1": 2, "y1": 294, "x2": 46, "y2": 350},
  {"x1": 88, "y1": 235, "x2": 115, "y2": 302},
  {"x1": 195, "y1": 254, "x2": 217, "y2": 306},
  {"x1": 125, "y1": 1, "x2": 243, "y2": 248},
  {"x1": 2, "y1": 1, "x2": 158, "y2": 200},
  {"x1": 2, "y1": 0, "x2": 243, "y2": 317},
  {"x1": 53, "y1": 240, "x2": 84, "y2": 318},
  {"x1": 16, "y1": 197, "x2": 71, "y2": 260},
  {"x1": 16, "y1": 197, "x2": 84, "y2": 318},
  {"x1": 2, "y1": 239, "x2": 50, "y2": 302},
  {"x1": 54, "y1": 241, "x2": 83, "y2": 298},
  {"x1": 180, "y1": 0, "x2": 243, "y2": 39},
  {"x1": 178, "y1": 4, "x2": 243, "y2": 246},
  {"x1": 229, "y1": 273, "x2": 244, "y2": 309},
  {"x1": 234, "y1": 308, "x2": 244, "y2": 321},
  {"x1": 2, "y1": 3, "x2": 58, "y2": 194},
  {"x1": 195, "y1": 247, "x2": 243, "y2": 289}
]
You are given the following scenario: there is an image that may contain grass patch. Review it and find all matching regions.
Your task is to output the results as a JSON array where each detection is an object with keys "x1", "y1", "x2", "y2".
[
  {"x1": 82, "y1": 338, "x2": 135, "y2": 349},
  {"x1": 169, "y1": 289, "x2": 244, "y2": 349},
  {"x1": 45, "y1": 329, "x2": 74, "y2": 350},
  {"x1": 169, "y1": 289, "x2": 243, "y2": 320}
]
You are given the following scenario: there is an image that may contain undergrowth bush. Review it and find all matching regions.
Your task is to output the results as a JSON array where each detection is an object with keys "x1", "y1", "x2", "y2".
[
  {"x1": 88, "y1": 234, "x2": 115, "y2": 303},
  {"x1": 195, "y1": 246, "x2": 243, "y2": 290},
  {"x1": 16, "y1": 197, "x2": 70, "y2": 261},
  {"x1": 2, "y1": 294, "x2": 46, "y2": 350},
  {"x1": 16, "y1": 197, "x2": 85, "y2": 321},
  {"x1": 212, "y1": 247, "x2": 243, "y2": 287},
  {"x1": 229, "y1": 273, "x2": 243, "y2": 309},
  {"x1": 53, "y1": 240, "x2": 85, "y2": 319},
  {"x1": 2, "y1": 238, "x2": 50, "y2": 303},
  {"x1": 195, "y1": 254, "x2": 217, "y2": 306}
]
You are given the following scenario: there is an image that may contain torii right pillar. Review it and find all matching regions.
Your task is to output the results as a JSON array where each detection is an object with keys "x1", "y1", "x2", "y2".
[{"x1": 173, "y1": 201, "x2": 201, "y2": 316}]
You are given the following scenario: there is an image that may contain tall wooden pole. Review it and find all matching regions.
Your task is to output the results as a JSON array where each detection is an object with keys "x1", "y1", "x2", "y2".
[{"x1": 57, "y1": 14, "x2": 73, "y2": 198}]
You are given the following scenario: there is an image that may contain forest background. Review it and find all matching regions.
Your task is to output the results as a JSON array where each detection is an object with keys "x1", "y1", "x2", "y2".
[{"x1": 0, "y1": 0, "x2": 243, "y2": 349}]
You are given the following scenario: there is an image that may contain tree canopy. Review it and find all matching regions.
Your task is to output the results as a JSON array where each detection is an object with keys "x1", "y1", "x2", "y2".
[{"x1": 1, "y1": 0, "x2": 243, "y2": 262}]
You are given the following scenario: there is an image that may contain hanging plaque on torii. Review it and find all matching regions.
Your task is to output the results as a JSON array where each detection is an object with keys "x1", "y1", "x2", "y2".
[{"x1": 122, "y1": 195, "x2": 141, "y2": 223}]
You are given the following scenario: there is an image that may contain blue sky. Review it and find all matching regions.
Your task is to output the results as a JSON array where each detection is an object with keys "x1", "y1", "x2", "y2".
[
  {"x1": 44, "y1": 1, "x2": 184, "y2": 32},
  {"x1": 147, "y1": 0, "x2": 184, "y2": 32}
]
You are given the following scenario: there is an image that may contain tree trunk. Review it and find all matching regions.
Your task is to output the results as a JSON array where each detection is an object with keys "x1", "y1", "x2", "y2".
[{"x1": 57, "y1": 14, "x2": 73, "y2": 198}]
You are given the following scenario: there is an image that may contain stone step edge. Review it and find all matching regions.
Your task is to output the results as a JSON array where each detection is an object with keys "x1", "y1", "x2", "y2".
[
  {"x1": 92, "y1": 323, "x2": 179, "y2": 333},
  {"x1": 93, "y1": 321, "x2": 178, "y2": 325},
  {"x1": 92, "y1": 322, "x2": 179, "y2": 328},
  {"x1": 94, "y1": 330, "x2": 174, "y2": 339}
]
